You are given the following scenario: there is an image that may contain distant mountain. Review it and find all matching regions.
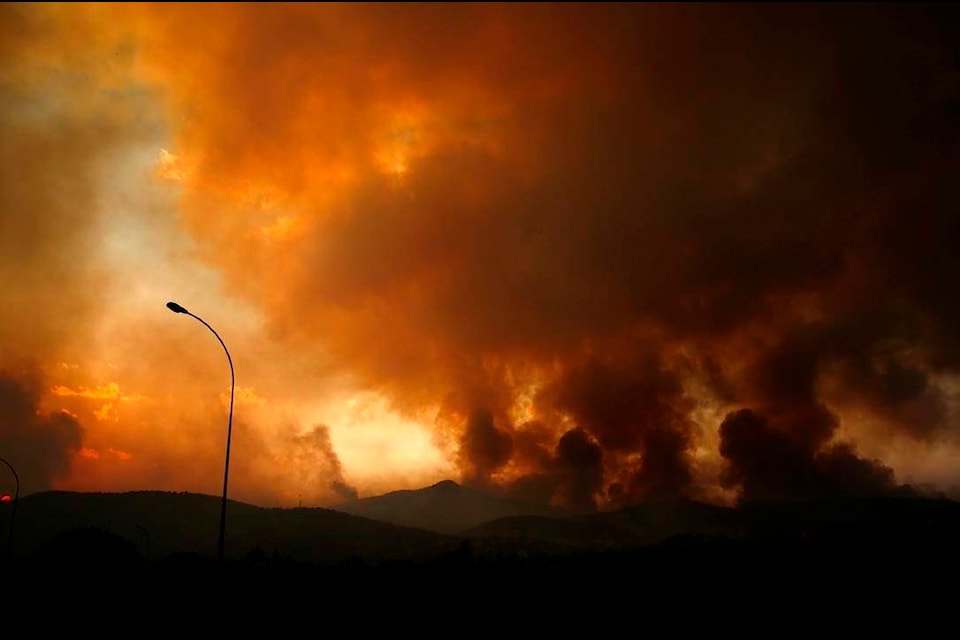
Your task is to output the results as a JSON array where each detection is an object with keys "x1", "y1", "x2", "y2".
[
  {"x1": 463, "y1": 495, "x2": 960, "y2": 555},
  {"x1": 464, "y1": 498, "x2": 740, "y2": 551},
  {"x1": 331, "y1": 479, "x2": 568, "y2": 534},
  {"x1": 5, "y1": 488, "x2": 959, "y2": 575},
  {"x1": 3, "y1": 490, "x2": 459, "y2": 564},
  {"x1": 3, "y1": 491, "x2": 957, "y2": 613}
]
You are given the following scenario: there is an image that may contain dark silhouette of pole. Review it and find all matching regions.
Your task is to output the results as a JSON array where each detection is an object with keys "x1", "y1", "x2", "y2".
[
  {"x1": 0, "y1": 457, "x2": 19, "y2": 563},
  {"x1": 166, "y1": 301, "x2": 235, "y2": 561}
]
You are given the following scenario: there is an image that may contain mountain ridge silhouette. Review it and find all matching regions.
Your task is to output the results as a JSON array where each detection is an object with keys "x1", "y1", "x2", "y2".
[
  {"x1": 330, "y1": 478, "x2": 570, "y2": 533},
  {"x1": 4, "y1": 488, "x2": 458, "y2": 564},
  {"x1": 4, "y1": 482, "x2": 960, "y2": 568}
]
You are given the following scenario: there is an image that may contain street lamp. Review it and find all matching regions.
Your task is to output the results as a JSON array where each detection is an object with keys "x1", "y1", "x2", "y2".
[
  {"x1": 0, "y1": 457, "x2": 18, "y2": 563},
  {"x1": 166, "y1": 301, "x2": 235, "y2": 561}
]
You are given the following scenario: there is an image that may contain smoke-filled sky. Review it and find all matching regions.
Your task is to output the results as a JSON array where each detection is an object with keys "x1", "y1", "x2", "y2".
[{"x1": 2, "y1": 2, "x2": 959, "y2": 509}]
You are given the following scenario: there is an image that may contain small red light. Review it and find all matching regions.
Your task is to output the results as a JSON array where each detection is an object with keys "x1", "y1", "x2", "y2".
[{"x1": 0, "y1": 494, "x2": 11, "y2": 502}]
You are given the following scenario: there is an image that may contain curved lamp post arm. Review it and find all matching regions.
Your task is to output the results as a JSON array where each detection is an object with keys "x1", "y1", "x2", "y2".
[
  {"x1": 187, "y1": 311, "x2": 235, "y2": 562},
  {"x1": 167, "y1": 301, "x2": 235, "y2": 561},
  {"x1": 0, "y1": 456, "x2": 19, "y2": 562}
]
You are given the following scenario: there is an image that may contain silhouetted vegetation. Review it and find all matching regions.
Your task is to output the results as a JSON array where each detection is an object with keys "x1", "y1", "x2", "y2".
[{"x1": 4, "y1": 489, "x2": 958, "y2": 614}]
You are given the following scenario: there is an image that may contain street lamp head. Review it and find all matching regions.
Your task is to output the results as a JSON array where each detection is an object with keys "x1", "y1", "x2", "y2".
[{"x1": 166, "y1": 301, "x2": 189, "y2": 314}]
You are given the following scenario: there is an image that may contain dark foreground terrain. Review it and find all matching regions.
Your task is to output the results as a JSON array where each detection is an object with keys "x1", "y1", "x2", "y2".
[
  {"x1": 1, "y1": 491, "x2": 958, "y2": 623},
  {"x1": 3, "y1": 530, "x2": 956, "y2": 630}
]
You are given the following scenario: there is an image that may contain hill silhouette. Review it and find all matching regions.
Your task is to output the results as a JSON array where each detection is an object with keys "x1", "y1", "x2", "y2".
[
  {"x1": 4, "y1": 484, "x2": 960, "y2": 609},
  {"x1": 7, "y1": 485, "x2": 960, "y2": 565},
  {"x1": 6, "y1": 489, "x2": 458, "y2": 565},
  {"x1": 463, "y1": 498, "x2": 739, "y2": 551},
  {"x1": 462, "y1": 494, "x2": 960, "y2": 558},
  {"x1": 330, "y1": 479, "x2": 567, "y2": 533}
]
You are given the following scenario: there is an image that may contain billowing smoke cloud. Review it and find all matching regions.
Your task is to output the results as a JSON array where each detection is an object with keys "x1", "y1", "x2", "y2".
[
  {"x1": 4, "y1": 3, "x2": 960, "y2": 506},
  {"x1": 719, "y1": 408, "x2": 899, "y2": 502},
  {"x1": 462, "y1": 414, "x2": 606, "y2": 511},
  {"x1": 134, "y1": 3, "x2": 960, "y2": 506},
  {"x1": 548, "y1": 354, "x2": 692, "y2": 503},
  {"x1": 0, "y1": 4, "x2": 149, "y2": 496},
  {"x1": 459, "y1": 408, "x2": 513, "y2": 487},
  {"x1": 286, "y1": 424, "x2": 358, "y2": 504},
  {"x1": 553, "y1": 428, "x2": 605, "y2": 513},
  {"x1": 0, "y1": 41, "x2": 120, "y2": 363},
  {"x1": 500, "y1": 426, "x2": 605, "y2": 512},
  {"x1": 0, "y1": 373, "x2": 85, "y2": 493}
]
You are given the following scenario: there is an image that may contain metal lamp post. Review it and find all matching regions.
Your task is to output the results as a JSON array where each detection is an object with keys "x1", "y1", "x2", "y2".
[{"x1": 166, "y1": 301, "x2": 235, "y2": 561}]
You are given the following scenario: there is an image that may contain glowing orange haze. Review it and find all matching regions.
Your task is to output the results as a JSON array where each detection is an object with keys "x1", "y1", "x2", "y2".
[{"x1": 1, "y1": 3, "x2": 959, "y2": 508}]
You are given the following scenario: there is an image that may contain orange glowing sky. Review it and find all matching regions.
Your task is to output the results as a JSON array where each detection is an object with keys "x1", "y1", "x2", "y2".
[{"x1": 2, "y1": 3, "x2": 959, "y2": 508}]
